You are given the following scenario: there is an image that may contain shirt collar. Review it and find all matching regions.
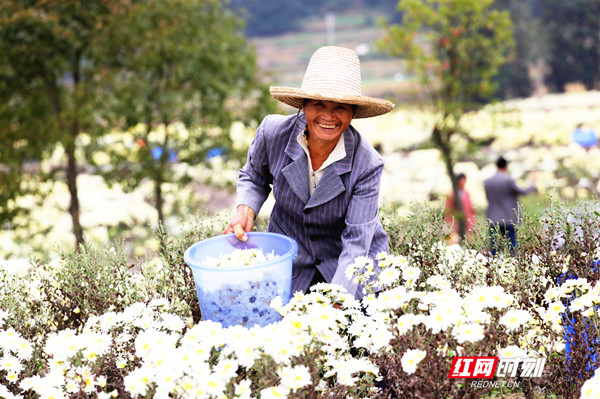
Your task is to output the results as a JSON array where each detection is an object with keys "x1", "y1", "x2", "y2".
[{"x1": 296, "y1": 131, "x2": 346, "y2": 172}]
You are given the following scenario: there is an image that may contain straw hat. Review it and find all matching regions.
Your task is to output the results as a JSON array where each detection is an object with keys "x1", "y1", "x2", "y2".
[{"x1": 270, "y1": 46, "x2": 395, "y2": 119}]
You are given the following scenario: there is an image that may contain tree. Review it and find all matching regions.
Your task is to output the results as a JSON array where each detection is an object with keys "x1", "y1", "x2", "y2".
[
  {"x1": 494, "y1": 0, "x2": 548, "y2": 99},
  {"x1": 0, "y1": 0, "x2": 127, "y2": 248},
  {"x1": 89, "y1": 0, "x2": 275, "y2": 234},
  {"x1": 539, "y1": 0, "x2": 600, "y2": 91},
  {"x1": 379, "y1": 0, "x2": 514, "y2": 241}
]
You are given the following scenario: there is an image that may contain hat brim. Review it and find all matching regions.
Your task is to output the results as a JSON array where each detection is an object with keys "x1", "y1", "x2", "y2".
[{"x1": 270, "y1": 86, "x2": 394, "y2": 119}]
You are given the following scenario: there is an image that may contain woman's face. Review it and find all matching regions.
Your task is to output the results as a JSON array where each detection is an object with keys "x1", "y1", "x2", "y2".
[{"x1": 302, "y1": 99, "x2": 354, "y2": 147}]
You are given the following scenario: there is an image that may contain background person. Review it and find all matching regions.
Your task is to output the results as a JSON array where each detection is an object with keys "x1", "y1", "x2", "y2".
[
  {"x1": 224, "y1": 46, "x2": 394, "y2": 298},
  {"x1": 484, "y1": 156, "x2": 537, "y2": 254},
  {"x1": 444, "y1": 173, "x2": 477, "y2": 243},
  {"x1": 571, "y1": 122, "x2": 598, "y2": 149}
]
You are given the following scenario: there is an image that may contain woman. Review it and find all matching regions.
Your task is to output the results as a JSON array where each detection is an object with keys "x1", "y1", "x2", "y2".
[
  {"x1": 444, "y1": 173, "x2": 477, "y2": 244},
  {"x1": 225, "y1": 46, "x2": 394, "y2": 298}
]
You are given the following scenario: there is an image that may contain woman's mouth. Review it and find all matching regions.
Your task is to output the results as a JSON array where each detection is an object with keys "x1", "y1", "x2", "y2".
[{"x1": 317, "y1": 122, "x2": 337, "y2": 129}]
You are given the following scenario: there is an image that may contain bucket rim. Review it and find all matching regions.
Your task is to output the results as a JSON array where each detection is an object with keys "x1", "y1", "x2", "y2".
[{"x1": 184, "y1": 232, "x2": 298, "y2": 272}]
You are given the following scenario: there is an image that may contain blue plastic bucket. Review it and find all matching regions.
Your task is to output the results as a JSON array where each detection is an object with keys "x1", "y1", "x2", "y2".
[{"x1": 184, "y1": 232, "x2": 298, "y2": 328}]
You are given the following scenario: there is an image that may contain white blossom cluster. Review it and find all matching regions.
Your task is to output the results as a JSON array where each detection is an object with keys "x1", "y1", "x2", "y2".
[
  {"x1": 2, "y1": 242, "x2": 600, "y2": 397},
  {"x1": 202, "y1": 249, "x2": 279, "y2": 268}
]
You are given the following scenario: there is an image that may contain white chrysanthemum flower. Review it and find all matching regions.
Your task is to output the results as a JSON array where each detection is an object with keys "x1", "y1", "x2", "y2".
[
  {"x1": 202, "y1": 248, "x2": 279, "y2": 267},
  {"x1": 425, "y1": 306, "x2": 458, "y2": 333},
  {"x1": 547, "y1": 300, "x2": 566, "y2": 316},
  {"x1": 135, "y1": 329, "x2": 179, "y2": 362},
  {"x1": 581, "y1": 370, "x2": 600, "y2": 399},
  {"x1": 544, "y1": 286, "x2": 562, "y2": 303},
  {"x1": 235, "y1": 379, "x2": 253, "y2": 398},
  {"x1": 498, "y1": 345, "x2": 529, "y2": 358},
  {"x1": 346, "y1": 256, "x2": 375, "y2": 280},
  {"x1": 397, "y1": 313, "x2": 419, "y2": 335},
  {"x1": 426, "y1": 275, "x2": 451, "y2": 290},
  {"x1": 487, "y1": 286, "x2": 515, "y2": 309},
  {"x1": 452, "y1": 322, "x2": 485, "y2": 344},
  {"x1": 377, "y1": 267, "x2": 401, "y2": 287},
  {"x1": 465, "y1": 286, "x2": 491, "y2": 309},
  {"x1": 260, "y1": 385, "x2": 290, "y2": 399},
  {"x1": 160, "y1": 313, "x2": 185, "y2": 332},
  {"x1": 279, "y1": 365, "x2": 312, "y2": 392},
  {"x1": 0, "y1": 355, "x2": 23, "y2": 374},
  {"x1": 465, "y1": 309, "x2": 492, "y2": 325},
  {"x1": 124, "y1": 367, "x2": 152, "y2": 397},
  {"x1": 0, "y1": 383, "x2": 24, "y2": 399},
  {"x1": 402, "y1": 267, "x2": 421, "y2": 287},
  {"x1": 36, "y1": 386, "x2": 66, "y2": 399},
  {"x1": 366, "y1": 286, "x2": 414, "y2": 313},
  {"x1": 500, "y1": 309, "x2": 533, "y2": 332},
  {"x1": 44, "y1": 329, "x2": 81, "y2": 361},
  {"x1": 94, "y1": 311, "x2": 122, "y2": 332},
  {"x1": 81, "y1": 331, "x2": 112, "y2": 360},
  {"x1": 401, "y1": 349, "x2": 426, "y2": 374}
]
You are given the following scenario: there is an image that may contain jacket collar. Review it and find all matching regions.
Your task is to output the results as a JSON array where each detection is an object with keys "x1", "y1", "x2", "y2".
[{"x1": 282, "y1": 122, "x2": 355, "y2": 208}]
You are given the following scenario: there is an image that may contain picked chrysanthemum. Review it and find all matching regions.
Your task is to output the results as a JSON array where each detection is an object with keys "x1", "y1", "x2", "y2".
[
  {"x1": 202, "y1": 248, "x2": 279, "y2": 267},
  {"x1": 401, "y1": 349, "x2": 426, "y2": 374},
  {"x1": 499, "y1": 309, "x2": 533, "y2": 332}
]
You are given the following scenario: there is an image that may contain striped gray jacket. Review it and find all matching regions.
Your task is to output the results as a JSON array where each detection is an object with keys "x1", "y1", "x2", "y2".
[{"x1": 236, "y1": 113, "x2": 389, "y2": 298}]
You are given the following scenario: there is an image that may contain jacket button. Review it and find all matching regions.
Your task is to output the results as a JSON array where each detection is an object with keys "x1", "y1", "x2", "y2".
[
  {"x1": 315, "y1": 258, "x2": 322, "y2": 265},
  {"x1": 303, "y1": 208, "x2": 310, "y2": 215}
]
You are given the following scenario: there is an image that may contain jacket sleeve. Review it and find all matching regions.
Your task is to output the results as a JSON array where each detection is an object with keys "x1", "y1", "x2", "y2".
[
  {"x1": 331, "y1": 157, "x2": 385, "y2": 297},
  {"x1": 236, "y1": 117, "x2": 273, "y2": 214},
  {"x1": 510, "y1": 179, "x2": 537, "y2": 197}
]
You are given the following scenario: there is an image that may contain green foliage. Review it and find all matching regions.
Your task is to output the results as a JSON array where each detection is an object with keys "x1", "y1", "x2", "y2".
[
  {"x1": 1, "y1": 201, "x2": 600, "y2": 397},
  {"x1": 149, "y1": 212, "x2": 232, "y2": 323},
  {"x1": 0, "y1": 0, "x2": 132, "y2": 245},
  {"x1": 540, "y1": 0, "x2": 600, "y2": 92},
  {"x1": 89, "y1": 0, "x2": 276, "y2": 225},
  {"x1": 493, "y1": 0, "x2": 547, "y2": 99},
  {"x1": 379, "y1": 0, "x2": 515, "y2": 243},
  {"x1": 380, "y1": 0, "x2": 515, "y2": 118}
]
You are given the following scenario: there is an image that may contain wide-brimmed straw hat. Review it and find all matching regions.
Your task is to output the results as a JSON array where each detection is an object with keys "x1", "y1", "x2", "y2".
[{"x1": 270, "y1": 46, "x2": 394, "y2": 119}]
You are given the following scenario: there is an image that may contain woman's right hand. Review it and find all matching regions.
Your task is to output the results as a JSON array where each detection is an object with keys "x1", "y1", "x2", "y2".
[{"x1": 224, "y1": 205, "x2": 256, "y2": 241}]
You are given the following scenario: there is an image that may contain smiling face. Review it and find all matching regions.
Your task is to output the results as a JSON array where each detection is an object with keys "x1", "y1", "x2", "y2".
[{"x1": 302, "y1": 99, "x2": 355, "y2": 149}]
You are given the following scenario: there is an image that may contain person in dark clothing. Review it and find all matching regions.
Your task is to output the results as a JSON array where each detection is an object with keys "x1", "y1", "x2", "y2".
[{"x1": 483, "y1": 156, "x2": 537, "y2": 254}]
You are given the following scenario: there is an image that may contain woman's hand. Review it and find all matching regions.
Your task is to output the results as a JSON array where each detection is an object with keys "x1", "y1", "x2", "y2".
[{"x1": 224, "y1": 205, "x2": 256, "y2": 241}]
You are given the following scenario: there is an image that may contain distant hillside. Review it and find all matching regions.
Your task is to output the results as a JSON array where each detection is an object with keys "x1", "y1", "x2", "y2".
[
  {"x1": 250, "y1": 11, "x2": 408, "y2": 101},
  {"x1": 230, "y1": 0, "x2": 400, "y2": 38}
]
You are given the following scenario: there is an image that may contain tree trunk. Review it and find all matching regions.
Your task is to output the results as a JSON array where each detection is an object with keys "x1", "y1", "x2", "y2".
[
  {"x1": 40, "y1": 63, "x2": 84, "y2": 249},
  {"x1": 155, "y1": 178, "x2": 164, "y2": 228},
  {"x1": 432, "y1": 125, "x2": 466, "y2": 242},
  {"x1": 66, "y1": 139, "x2": 84, "y2": 248}
]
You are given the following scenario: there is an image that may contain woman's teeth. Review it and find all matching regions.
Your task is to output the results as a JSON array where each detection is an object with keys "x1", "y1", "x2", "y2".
[{"x1": 318, "y1": 123, "x2": 337, "y2": 129}]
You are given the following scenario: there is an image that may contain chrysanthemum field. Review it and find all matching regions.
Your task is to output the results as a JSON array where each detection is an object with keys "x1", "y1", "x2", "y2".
[{"x1": 1, "y1": 200, "x2": 599, "y2": 399}]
